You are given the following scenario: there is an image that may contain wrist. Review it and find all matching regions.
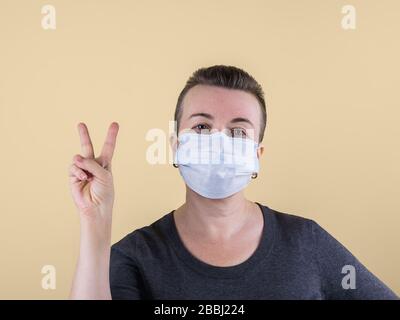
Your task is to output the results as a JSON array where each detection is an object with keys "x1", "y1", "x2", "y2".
[{"x1": 79, "y1": 215, "x2": 112, "y2": 249}]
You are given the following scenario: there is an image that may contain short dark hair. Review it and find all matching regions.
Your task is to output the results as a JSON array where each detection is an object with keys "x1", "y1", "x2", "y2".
[{"x1": 174, "y1": 65, "x2": 267, "y2": 142}]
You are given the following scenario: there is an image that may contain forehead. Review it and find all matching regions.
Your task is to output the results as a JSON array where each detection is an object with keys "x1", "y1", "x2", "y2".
[{"x1": 181, "y1": 84, "x2": 261, "y2": 120}]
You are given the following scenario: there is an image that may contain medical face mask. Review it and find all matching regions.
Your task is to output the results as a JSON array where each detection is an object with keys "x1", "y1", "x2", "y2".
[{"x1": 173, "y1": 131, "x2": 260, "y2": 199}]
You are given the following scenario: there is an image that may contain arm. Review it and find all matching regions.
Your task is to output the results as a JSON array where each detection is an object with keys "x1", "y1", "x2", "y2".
[
  {"x1": 68, "y1": 122, "x2": 119, "y2": 300},
  {"x1": 70, "y1": 216, "x2": 112, "y2": 299},
  {"x1": 311, "y1": 220, "x2": 398, "y2": 299}
]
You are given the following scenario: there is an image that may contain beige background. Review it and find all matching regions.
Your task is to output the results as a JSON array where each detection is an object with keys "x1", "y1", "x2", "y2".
[{"x1": 0, "y1": 0, "x2": 399, "y2": 299}]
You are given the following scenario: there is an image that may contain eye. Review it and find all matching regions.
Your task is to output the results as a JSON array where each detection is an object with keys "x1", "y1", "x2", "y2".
[
  {"x1": 230, "y1": 127, "x2": 247, "y2": 138},
  {"x1": 193, "y1": 123, "x2": 211, "y2": 134}
]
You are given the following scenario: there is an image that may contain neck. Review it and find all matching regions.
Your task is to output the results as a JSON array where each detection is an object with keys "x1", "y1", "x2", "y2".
[{"x1": 176, "y1": 187, "x2": 256, "y2": 240}]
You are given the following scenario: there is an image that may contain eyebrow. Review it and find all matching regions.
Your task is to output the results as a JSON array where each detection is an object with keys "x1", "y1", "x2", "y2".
[
  {"x1": 189, "y1": 112, "x2": 214, "y2": 120},
  {"x1": 230, "y1": 117, "x2": 254, "y2": 127},
  {"x1": 189, "y1": 113, "x2": 254, "y2": 127}
]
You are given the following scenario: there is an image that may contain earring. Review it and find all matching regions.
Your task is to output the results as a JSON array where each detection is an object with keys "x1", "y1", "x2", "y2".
[{"x1": 251, "y1": 172, "x2": 258, "y2": 179}]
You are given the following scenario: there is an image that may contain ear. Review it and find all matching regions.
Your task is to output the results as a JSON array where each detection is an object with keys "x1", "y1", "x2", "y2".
[{"x1": 257, "y1": 143, "x2": 265, "y2": 159}]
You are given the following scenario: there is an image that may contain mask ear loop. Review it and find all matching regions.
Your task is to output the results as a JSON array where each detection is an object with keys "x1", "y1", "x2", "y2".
[
  {"x1": 251, "y1": 141, "x2": 260, "y2": 179},
  {"x1": 173, "y1": 152, "x2": 179, "y2": 168},
  {"x1": 172, "y1": 135, "x2": 180, "y2": 168}
]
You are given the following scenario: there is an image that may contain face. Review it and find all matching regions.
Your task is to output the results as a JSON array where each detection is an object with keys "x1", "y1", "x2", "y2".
[{"x1": 171, "y1": 84, "x2": 265, "y2": 158}]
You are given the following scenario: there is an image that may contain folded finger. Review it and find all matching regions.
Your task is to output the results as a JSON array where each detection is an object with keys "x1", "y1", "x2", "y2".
[
  {"x1": 73, "y1": 154, "x2": 110, "y2": 180},
  {"x1": 69, "y1": 163, "x2": 88, "y2": 180}
]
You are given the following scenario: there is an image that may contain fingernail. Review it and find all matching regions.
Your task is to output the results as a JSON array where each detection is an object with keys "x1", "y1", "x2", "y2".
[{"x1": 76, "y1": 155, "x2": 83, "y2": 162}]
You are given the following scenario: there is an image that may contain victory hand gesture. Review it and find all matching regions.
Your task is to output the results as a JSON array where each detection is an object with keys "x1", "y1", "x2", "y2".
[{"x1": 69, "y1": 122, "x2": 119, "y2": 220}]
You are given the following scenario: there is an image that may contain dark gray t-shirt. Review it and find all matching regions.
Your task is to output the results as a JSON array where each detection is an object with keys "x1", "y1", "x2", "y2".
[{"x1": 109, "y1": 203, "x2": 398, "y2": 299}]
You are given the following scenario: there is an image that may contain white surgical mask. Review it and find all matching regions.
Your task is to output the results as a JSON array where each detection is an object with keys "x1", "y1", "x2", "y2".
[{"x1": 174, "y1": 131, "x2": 260, "y2": 199}]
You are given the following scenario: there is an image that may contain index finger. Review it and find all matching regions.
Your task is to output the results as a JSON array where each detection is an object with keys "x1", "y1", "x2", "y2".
[
  {"x1": 100, "y1": 122, "x2": 119, "y2": 164},
  {"x1": 77, "y1": 122, "x2": 95, "y2": 158}
]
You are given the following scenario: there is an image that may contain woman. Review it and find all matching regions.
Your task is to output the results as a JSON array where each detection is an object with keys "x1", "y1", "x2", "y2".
[{"x1": 69, "y1": 65, "x2": 398, "y2": 299}]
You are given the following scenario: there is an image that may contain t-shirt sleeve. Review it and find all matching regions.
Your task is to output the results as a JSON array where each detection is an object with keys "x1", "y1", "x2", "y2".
[
  {"x1": 311, "y1": 220, "x2": 398, "y2": 300},
  {"x1": 109, "y1": 244, "x2": 144, "y2": 300}
]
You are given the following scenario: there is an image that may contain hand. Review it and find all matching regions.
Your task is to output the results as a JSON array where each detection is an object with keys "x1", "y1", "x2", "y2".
[{"x1": 69, "y1": 122, "x2": 119, "y2": 221}]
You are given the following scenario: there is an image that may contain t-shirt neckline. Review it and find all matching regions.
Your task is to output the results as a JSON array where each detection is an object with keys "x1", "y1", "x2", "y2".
[{"x1": 165, "y1": 202, "x2": 276, "y2": 279}]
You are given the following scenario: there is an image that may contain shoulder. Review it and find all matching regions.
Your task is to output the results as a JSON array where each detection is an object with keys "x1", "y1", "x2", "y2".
[
  {"x1": 111, "y1": 211, "x2": 172, "y2": 258},
  {"x1": 268, "y1": 206, "x2": 315, "y2": 228},
  {"x1": 262, "y1": 204, "x2": 320, "y2": 241},
  {"x1": 263, "y1": 205, "x2": 357, "y2": 271},
  {"x1": 260, "y1": 204, "x2": 345, "y2": 257}
]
